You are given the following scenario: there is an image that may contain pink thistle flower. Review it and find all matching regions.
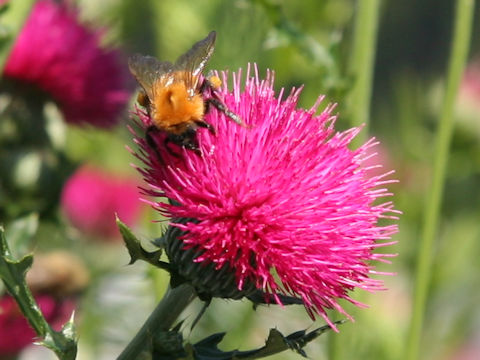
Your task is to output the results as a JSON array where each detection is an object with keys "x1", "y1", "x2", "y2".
[
  {"x1": 3, "y1": 0, "x2": 131, "y2": 127},
  {"x1": 61, "y1": 165, "x2": 142, "y2": 240},
  {"x1": 131, "y1": 66, "x2": 398, "y2": 327}
]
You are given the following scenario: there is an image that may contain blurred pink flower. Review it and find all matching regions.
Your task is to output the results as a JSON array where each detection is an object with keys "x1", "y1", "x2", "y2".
[
  {"x1": 3, "y1": 0, "x2": 131, "y2": 127},
  {"x1": 0, "y1": 294, "x2": 74, "y2": 356},
  {"x1": 460, "y1": 59, "x2": 480, "y2": 101},
  {"x1": 455, "y1": 57, "x2": 480, "y2": 132},
  {"x1": 61, "y1": 166, "x2": 142, "y2": 239},
  {"x1": 444, "y1": 332, "x2": 480, "y2": 360},
  {"x1": 132, "y1": 66, "x2": 398, "y2": 327}
]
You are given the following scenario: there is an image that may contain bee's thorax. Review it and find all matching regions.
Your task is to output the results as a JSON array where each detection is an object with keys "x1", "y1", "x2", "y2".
[{"x1": 151, "y1": 81, "x2": 204, "y2": 134}]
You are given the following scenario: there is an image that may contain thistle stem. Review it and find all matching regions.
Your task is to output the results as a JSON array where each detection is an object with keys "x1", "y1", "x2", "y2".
[
  {"x1": 117, "y1": 284, "x2": 197, "y2": 360},
  {"x1": 0, "y1": 226, "x2": 77, "y2": 360},
  {"x1": 405, "y1": 1, "x2": 475, "y2": 359},
  {"x1": 347, "y1": 0, "x2": 381, "y2": 145}
]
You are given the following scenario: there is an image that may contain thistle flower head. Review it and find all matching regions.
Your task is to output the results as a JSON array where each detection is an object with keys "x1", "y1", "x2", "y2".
[
  {"x1": 61, "y1": 165, "x2": 142, "y2": 240},
  {"x1": 132, "y1": 66, "x2": 398, "y2": 327},
  {"x1": 3, "y1": 0, "x2": 131, "y2": 127}
]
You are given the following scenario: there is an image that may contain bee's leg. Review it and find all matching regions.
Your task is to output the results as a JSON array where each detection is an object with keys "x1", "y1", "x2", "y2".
[
  {"x1": 182, "y1": 139, "x2": 202, "y2": 156},
  {"x1": 183, "y1": 127, "x2": 203, "y2": 155},
  {"x1": 145, "y1": 126, "x2": 164, "y2": 164},
  {"x1": 195, "y1": 120, "x2": 216, "y2": 135},
  {"x1": 167, "y1": 130, "x2": 201, "y2": 156},
  {"x1": 163, "y1": 137, "x2": 181, "y2": 158},
  {"x1": 182, "y1": 141, "x2": 201, "y2": 155},
  {"x1": 145, "y1": 126, "x2": 158, "y2": 148},
  {"x1": 206, "y1": 98, "x2": 244, "y2": 126},
  {"x1": 201, "y1": 76, "x2": 245, "y2": 127},
  {"x1": 199, "y1": 79, "x2": 211, "y2": 93}
]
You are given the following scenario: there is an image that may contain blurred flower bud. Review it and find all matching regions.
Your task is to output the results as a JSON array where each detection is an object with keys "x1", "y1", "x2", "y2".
[{"x1": 61, "y1": 165, "x2": 143, "y2": 240}]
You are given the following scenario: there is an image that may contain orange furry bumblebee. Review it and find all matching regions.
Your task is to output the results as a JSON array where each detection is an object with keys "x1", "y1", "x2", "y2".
[{"x1": 128, "y1": 31, "x2": 243, "y2": 153}]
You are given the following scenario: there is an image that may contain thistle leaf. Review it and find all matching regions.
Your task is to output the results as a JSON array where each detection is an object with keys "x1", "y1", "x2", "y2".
[
  {"x1": 153, "y1": 322, "x2": 343, "y2": 359},
  {"x1": 0, "y1": 225, "x2": 34, "y2": 297},
  {"x1": 4, "y1": 213, "x2": 38, "y2": 256},
  {"x1": 116, "y1": 215, "x2": 167, "y2": 269}
]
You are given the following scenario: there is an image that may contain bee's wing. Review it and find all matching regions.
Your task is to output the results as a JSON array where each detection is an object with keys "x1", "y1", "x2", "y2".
[
  {"x1": 174, "y1": 31, "x2": 216, "y2": 88},
  {"x1": 128, "y1": 54, "x2": 174, "y2": 99}
]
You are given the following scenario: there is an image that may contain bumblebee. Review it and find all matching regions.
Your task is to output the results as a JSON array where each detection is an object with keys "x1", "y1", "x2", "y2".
[{"x1": 128, "y1": 31, "x2": 243, "y2": 154}]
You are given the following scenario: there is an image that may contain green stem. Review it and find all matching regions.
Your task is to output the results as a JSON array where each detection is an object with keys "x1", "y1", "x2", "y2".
[
  {"x1": 347, "y1": 0, "x2": 381, "y2": 146},
  {"x1": 405, "y1": 1, "x2": 475, "y2": 360},
  {"x1": 117, "y1": 284, "x2": 197, "y2": 360},
  {"x1": 0, "y1": 0, "x2": 36, "y2": 72},
  {"x1": 0, "y1": 241, "x2": 38, "y2": 334},
  {"x1": 327, "y1": 326, "x2": 341, "y2": 360}
]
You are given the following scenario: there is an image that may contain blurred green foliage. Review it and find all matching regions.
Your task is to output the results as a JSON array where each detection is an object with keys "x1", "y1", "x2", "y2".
[{"x1": 1, "y1": 0, "x2": 480, "y2": 359}]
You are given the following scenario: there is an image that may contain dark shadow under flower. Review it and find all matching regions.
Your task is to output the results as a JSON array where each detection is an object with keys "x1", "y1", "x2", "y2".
[{"x1": 131, "y1": 65, "x2": 399, "y2": 329}]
